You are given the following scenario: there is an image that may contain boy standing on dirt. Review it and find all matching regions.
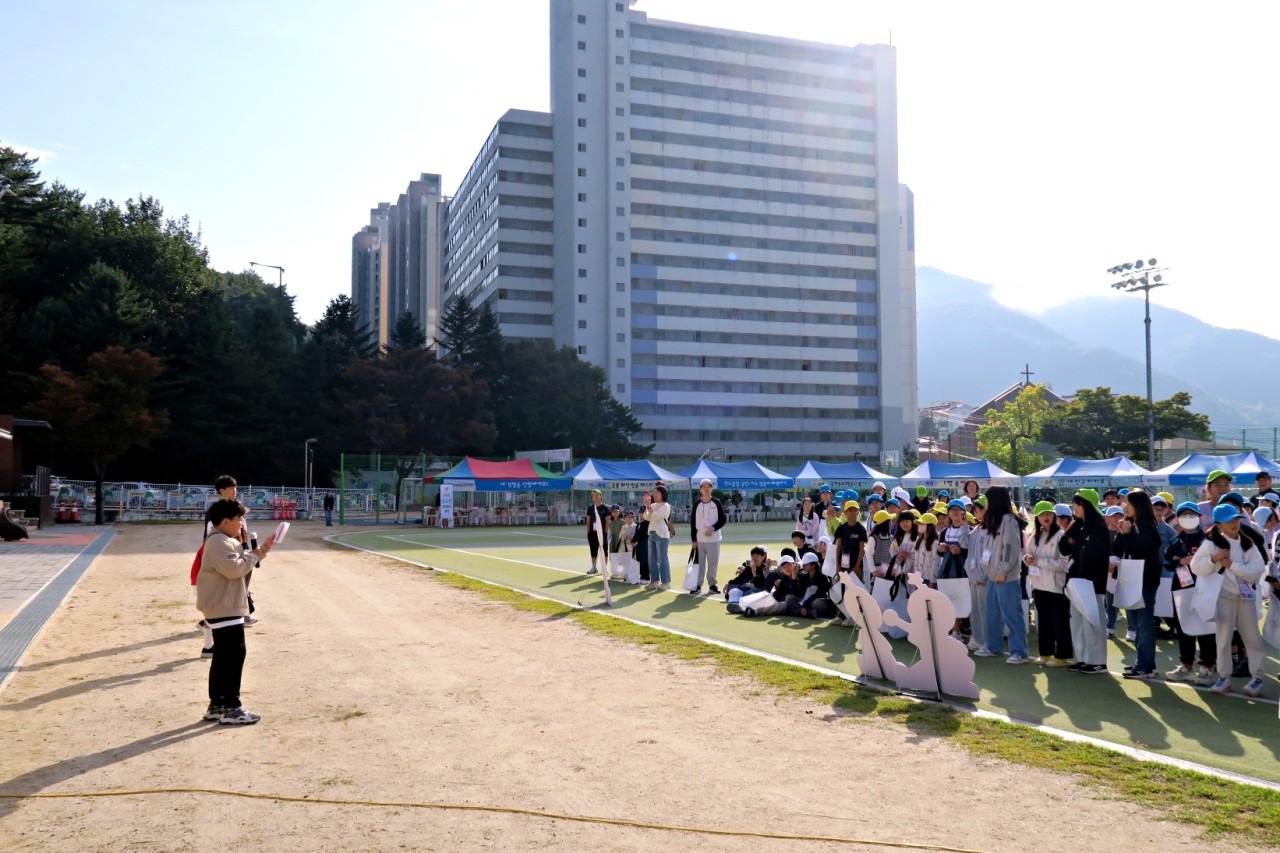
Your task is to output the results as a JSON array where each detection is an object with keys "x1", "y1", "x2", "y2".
[{"x1": 198, "y1": 498, "x2": 275, "y2": 725}]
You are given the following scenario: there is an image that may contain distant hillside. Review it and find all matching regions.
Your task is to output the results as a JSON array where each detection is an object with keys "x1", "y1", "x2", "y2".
[{"x1": 915, "y1": 267, "x2": 1279, "y2": 428}]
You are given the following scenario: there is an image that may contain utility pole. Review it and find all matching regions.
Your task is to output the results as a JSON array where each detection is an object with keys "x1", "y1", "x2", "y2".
[{"x1": 1107, "y1": 259, "x2": 1169, "y2": 467}]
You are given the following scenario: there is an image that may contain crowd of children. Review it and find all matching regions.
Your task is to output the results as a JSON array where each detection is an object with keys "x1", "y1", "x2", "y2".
[{"x1": 712, "y1": 476, "x2": 1279, "y2": 697}]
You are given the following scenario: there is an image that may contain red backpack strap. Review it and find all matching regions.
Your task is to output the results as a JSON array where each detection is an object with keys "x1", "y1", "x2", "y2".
[{"x1": 190, "y1": 543, "x2": 205, "y2": 586}]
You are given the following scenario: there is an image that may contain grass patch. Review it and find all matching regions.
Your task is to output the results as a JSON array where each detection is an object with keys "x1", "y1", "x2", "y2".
[
  {"x1": 331, "y1": 707, "x2": 367, "y2": 722},
  {"x1": 426, "y1": 567, "x2": 1280, "y2": 846},
  {"x1": 150, "y1": 600, "x2": 187, "y2": 609}
]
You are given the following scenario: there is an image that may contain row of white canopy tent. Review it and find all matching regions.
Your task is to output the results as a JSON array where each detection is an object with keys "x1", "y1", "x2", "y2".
[{"x1": 563, "y1": 451, "x2": 1280, "y2": 491}]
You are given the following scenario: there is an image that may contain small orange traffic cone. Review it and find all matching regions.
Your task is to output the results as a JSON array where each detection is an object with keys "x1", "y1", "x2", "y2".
[
  {"x1": 69, "y1": 499, "x2": 80, "y2": 523},
  {"x1": 56, "y1": 502, "x2": 67, "y2": 523}
]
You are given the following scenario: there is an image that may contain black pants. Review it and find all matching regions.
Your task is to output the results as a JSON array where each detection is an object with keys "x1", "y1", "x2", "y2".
[
  {"x1": 209, "y1": 623, "x2": 247, "y2": 709},
  {"x1": 587, "y1": 532, "x2": 600, "y2": 561},
  {"x1": 1033, "y1": 590, "x2": 1073, "y2": 659},
  {"x1": 1169, "y1": 607, "x2": 1216, "y2": 670}
]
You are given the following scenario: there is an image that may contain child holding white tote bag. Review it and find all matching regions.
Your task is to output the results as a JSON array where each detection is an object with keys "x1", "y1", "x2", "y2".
[{"x1": 1191, "y1": 504, "x2": 1267, "y2": 696}]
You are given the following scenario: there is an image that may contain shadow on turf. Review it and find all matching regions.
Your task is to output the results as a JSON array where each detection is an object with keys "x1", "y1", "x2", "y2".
[
  {"x1": 0, "y1": 721, "x2": 218, "y2": 819},
  {"x1": 10, "y1": 631, "x2": 196, "y2": 674}
]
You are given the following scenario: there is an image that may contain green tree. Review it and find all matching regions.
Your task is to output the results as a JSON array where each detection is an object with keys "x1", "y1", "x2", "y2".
[
  {"x1": 976, "y1": 384, "x2": 1052, "y2": 475},
  {"x1": 1041, "y1": 387, "x2": 1210, "y2": 466},
  {"x1": 389, "y1": 310, "x2": 427, "y2": 350},
  {"x1": 31, "y1": 347, "x2": 170, "y2": 524},
  {"x1": 436, "y1": 293, "x2": 503, "y2": 370},
  {"x1": 490, "y1": 339, "x2": 651, "y2": 458}
]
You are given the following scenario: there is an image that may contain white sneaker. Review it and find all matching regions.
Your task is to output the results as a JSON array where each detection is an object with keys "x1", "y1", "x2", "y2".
[
  {"x1": 1209, "y1": 677, "x2": 1232, "y2": 695},
  {"x1": 1125, "y1": 630, "x2": 1136, "y2": 642},
  {"x1": 1242, "y1": 677, "x2": 1265, "y2": 697},
  {"x1": 1006, "y1": 654, "x2": 1029, "y2": 665},
  {"x1": 658, "y1": 583, "x2": 670, "y2": 591},
  {"x1": 974, "y1": 649, "x2": 999, "y2": 657},
  {"x1": 967, "y1": 640, "x2": 981, "y2": 651}
]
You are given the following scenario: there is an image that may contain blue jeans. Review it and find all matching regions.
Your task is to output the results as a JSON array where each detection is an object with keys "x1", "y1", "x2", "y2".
[
  {"x1": 324, "y1": 509, "x2": 333, "y2": 526},
  {"x1": 647, "y1": 536, "x2": 671, "y2": 584},
  {"x1": 1133, "y1": 586, "x2": 1158, "y2": 672},
  {"x1": 985, "y1": 579, "x2": 1028, "y2": 658}
]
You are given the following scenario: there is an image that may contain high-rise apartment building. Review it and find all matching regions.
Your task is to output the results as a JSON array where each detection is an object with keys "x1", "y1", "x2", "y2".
[
  {"x1": 548, "y1": 0, "x2": 916, "y2": 458},
  {"x1": 360, "y1": 175, "x2": 444, "y2": 346},
  {"x1": 441, "y1": 110, "x2": 555, "y2": 339},
  {"x1": 355, "y1": 1, "x2": 917, "y2": 459}
]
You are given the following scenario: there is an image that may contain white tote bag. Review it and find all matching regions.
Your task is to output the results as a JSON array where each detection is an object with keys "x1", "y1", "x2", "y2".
[
  {"x1": 1115, "y1": 558, "x2": 1146, "y2": 610},
  {"x1": 1173, "y1": 587, "x2": 1214, "y2": 637},
  {"x1": 1154, "y1": 577, "x2": 1174, "y2": 619},
  {"x1": 1190, "y1": 571, "x2": 1225, "y2": 623},
  {"x1": 624, "y1": 556, "x2": 641, "y2": 585},
  {"x1": 1065, "y1": 577, "x2": 1101, "y2": 628},
  {"x1": 682, "y1": 560, "x2": 701, "y2": 592},
  {"x1": 609, "y1": 553, "x2": 629, "y2": 580},
  {"x1": 1263, "y1": 588, "x2": 1280, "y2": 650},
  {"x1": 937, "y1": 577, "x2": 971, "y2": 618}
]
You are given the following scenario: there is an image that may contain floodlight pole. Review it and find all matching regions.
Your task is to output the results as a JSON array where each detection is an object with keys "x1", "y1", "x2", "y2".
[{"x1": 1107, "y1": 260, "x2": 1169, "y2": 468}]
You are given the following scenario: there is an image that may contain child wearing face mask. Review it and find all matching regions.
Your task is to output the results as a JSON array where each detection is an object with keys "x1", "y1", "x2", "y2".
[{"x1": 1164, "y1": 502, "x2": 1215, "y2": 685}]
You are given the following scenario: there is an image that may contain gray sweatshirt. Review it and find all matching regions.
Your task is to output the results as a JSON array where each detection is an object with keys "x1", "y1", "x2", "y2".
[{"x1": 986, "y1": 515, "x2": 1024, "y2": 583}]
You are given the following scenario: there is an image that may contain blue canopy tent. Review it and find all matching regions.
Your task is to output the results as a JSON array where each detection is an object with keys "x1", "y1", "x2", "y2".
[
  {"x1": 564, "y1": 458, "x2": 689, "y2": 490},
  {"x1": 1022, "y1": 457, "x2": 1150, "y2": 489},
  {"x1": 899, "y1": 460, "x2": 1021, "y2": 490},
  {"x1": 429, "y1": 457, "x2": 570, "y2": 492},
  {"x1": 677, "y1": 460, "x2": 792, "y2": 490},
  {"x1": 786, "y1": 461, "x2": 898, "y2": 489},
  {"x1": 1140, "y1": 451, "x2": 1280, "y2": 489}
]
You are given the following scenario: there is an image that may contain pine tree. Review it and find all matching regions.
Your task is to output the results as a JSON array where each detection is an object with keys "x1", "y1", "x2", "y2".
[{"x1": 390, "y1": 310, "x2": 427, "y2": 350}]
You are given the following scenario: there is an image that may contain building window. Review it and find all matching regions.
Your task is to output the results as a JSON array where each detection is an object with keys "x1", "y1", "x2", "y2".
[
  {"x1": 615, "y1": 82, "x2": 624, "y2": 91},
  {"x1": 577, "y1": 118, "x2": 586, "y2": 127},
  {"x1": 616, "y1": 182, "x2": 625, "y2": 191},
  {"x1": 577, "y1": 192, "x2": 586, "y2": 201},
  {"x1": 578, "y1": 69, "x2": 587, "y2": 79},
  {"x1": 578, "y1": 320, "x2": 587, "y2": 329},
  {"x1": 578, "y1": 294, "x2": 587, "y2": 303},
  {"x1": 577, "y1": 167, "x2": 586, "y2": 177},
  {"x1": 616, "y1": 231, "x2": 624, "y2": 241},
  {"x1": 616, "y1": 206, "x2": 624, "y2": 216},
  {"x1": 577, "y1": 244, "x2": 586, "y2": 253},
  {"x1": 615, "y1": 2, "x2": 623, "y2": 10},
  {"x1": 616, "y1": 332, "x2": 626, "y2": 342},
  {"x1": 616, "y1": 307, "x2": 625, "y2": 317},
  {"x1": 616, "y1": 257, "x2": 625, "y2": 267},
  {"x1": 577, "y1": 14, "x2": 585, "y2": 23},
  {"x1": 577, "y1": 142, "x2": 586, "y2": 152},
  {"x1": 616, "y1": 282, "x2": 625, "y2": 292},
  {"x1": 578, "y1": 345, "x2": 587, "y2": 354},
  {"x1": 577, "y1": 93, "x2": 586, "y2": 102},
  {"x1": 616, "y1": 383, "x2": 626, "y2": 393},
  {"x1": 615, "y1": 107, "x2": 625, "y2": 116},
  {"x1": 578, "y1": 268, "x2": 587, "y2": 278},
  {"x1": 498, "y1": 289, "x2": 508, "y2": 299},
  {"x1": 616, "y1": 358, "x2": 626, "y2": 368},
  {"x1": 577, "y1": 217, "x2": 586, "y2": 227},
  {"x1": 616, "y1": 28, "x2": 624, "y2": 37},
  {"x1": 616, "y1": 56, "x2": 624, "y2": 65},
  {"x1": 577, "y1": 40, "x2": 586, "y2": 50},
  {"x1": 615, "y1": 131, "x2": 624, "y2": 141},
  {"x1": 615, "y1": 157, "x2": 625, "y2": 167}
]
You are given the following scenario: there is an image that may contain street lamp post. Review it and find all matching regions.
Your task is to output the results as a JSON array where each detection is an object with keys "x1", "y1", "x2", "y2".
[
  {"x1": 1107, "y1": 259, "x2": 1169, "y2": 467},
  {"x1": 250, "y1": 261, "x2": 284, "y2": 291},
  {"x1": 304, "y1": 438, "x2": 318, "y2": 512}
]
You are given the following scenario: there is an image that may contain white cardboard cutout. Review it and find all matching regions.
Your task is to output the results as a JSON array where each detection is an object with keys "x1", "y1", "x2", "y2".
[
  {"x1": 882, "y1": 572, "x2": 979, "y2": 699},
  {"x1": 838, "y1": 571, "x2": 899, "y2": 681}
]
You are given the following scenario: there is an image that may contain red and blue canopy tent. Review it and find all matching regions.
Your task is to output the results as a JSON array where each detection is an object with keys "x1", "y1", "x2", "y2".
[{"x1": 428, "y1": 457, "x2": 570, "y2": 492}]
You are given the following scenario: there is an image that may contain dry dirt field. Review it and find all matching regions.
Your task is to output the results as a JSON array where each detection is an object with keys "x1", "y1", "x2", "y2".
[{"x1": 0, "y1": 523, "x2": 1260, "y2": 851}]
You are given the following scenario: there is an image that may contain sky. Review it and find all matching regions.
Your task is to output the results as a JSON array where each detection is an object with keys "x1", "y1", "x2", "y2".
[{"x1": 4, "y1": 0, "x2": 1279, "y2": 336}]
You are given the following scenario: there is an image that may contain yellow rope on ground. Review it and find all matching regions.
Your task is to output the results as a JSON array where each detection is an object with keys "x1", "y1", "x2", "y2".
[{"x1": 0, "y1": 787, "x2": 987, "y2": 852}]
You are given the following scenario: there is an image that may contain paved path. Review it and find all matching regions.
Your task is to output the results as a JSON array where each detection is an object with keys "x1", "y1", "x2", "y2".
[{"x1": 0, "y1": 529, "x2": 113, "y2": 691}]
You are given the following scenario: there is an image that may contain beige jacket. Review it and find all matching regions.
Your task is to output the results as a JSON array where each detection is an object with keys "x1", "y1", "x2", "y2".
[{"x1": 196, "y1": 532, "x2": 256, "y2": 619}]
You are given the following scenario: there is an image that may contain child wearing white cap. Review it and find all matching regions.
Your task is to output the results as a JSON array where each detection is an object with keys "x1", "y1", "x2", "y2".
[{"x1": 1191, "y1": 503, "x2": 1267, "y2": 696}]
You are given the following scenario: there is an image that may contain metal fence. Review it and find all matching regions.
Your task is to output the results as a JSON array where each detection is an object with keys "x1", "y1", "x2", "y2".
[{"x1": 44, "y1": 477, "x2": 380, "y2": 521}]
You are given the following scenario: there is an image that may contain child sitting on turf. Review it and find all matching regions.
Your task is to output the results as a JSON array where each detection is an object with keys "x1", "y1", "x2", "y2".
[{"x1": 197, "y1": 498, "x2": 274, "y2": 725}]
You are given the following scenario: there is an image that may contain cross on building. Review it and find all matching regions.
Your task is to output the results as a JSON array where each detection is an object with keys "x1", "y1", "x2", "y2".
[{"x1": 1021, "y1": 364, "x2": 1035, "y2": 385}]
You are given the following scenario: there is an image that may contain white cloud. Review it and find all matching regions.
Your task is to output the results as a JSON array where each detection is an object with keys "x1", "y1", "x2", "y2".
[{"x1": 8, "y1": 142, "x2": 58, "y2": 161}]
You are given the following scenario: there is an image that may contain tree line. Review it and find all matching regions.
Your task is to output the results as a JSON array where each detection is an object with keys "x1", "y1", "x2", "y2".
[{"x1": 0, "y1": 146, "x2": 650, "y2": 511}]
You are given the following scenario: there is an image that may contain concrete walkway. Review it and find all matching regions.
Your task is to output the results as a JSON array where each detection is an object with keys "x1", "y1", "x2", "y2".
[{"x1": 0, "y1": 529, "x2": 114, "y2": 691}]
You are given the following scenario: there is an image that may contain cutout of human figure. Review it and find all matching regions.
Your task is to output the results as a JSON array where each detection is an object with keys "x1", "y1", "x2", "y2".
[
  {"x1": 882, "y1": 571, "x2": 979, "y2": 699},
  {"x1": 838, "y1": 571, "x2": 900, "y2": 681}
]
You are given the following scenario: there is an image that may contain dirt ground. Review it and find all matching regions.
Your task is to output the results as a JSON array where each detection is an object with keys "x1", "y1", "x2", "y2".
[{"x1": 0, "y1": 523, "x2": 1261, "y2": 852}]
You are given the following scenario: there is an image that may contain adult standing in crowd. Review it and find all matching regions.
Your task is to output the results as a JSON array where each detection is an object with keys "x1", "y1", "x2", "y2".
[
  {"x1": 322, "y1": 491, "x2": 335, "y2": 527},
  {"x1": 977, "y1": 487, "x2": 1029, "y2": 664},
  {"x1": 1060, "y1": 490, "x2": 1111, "y2": 674},
  {"x1": 690, "y1": 478, "x2": 726, "y2": 595},
  {"x1": 796, "y1": 495, "x2": 822, "y2": 546},
  {"x1": 1113, "y1": 491, "x2": 1163, "y2": 679},
  {"x1": 1026, "y1": 500, "x2": 1072, "y2": 666},
  {"x1": 643, "y1": 485, "x2": 672, "y2": 591},
  {"x1": 585, "y1": 489, "x2": 611, "y2": 576}
]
